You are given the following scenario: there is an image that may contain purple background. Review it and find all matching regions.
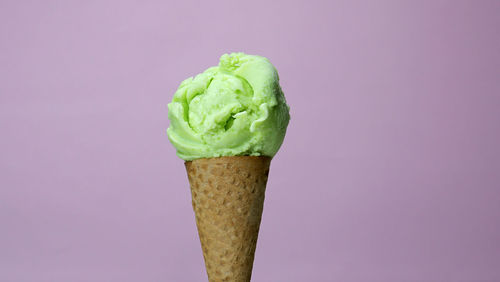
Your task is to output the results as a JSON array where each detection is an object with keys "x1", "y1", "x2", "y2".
[{"x1": 1, "y1": 1, "x2": 500, "y2": 281}]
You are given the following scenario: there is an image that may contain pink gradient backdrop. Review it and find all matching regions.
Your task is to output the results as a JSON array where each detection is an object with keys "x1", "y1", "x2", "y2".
[{"x1": 1, "y1": 1, "x2": 500, "y2": 281}]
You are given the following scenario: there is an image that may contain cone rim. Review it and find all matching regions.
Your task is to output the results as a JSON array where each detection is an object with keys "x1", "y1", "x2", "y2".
[{"x1": 184, "y1": 155, "x2": 272, "y2": 164}]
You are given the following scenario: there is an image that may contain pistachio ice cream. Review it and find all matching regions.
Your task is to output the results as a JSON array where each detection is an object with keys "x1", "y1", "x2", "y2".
[
  {"x1": 167, "y1": 52, "x2": 290, "y2": 160},
  {"x1": 167, "y1": 52, "x2": 290, "y2": 282}
]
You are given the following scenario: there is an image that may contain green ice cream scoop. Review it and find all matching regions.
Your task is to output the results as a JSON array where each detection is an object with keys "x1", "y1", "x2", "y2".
[{"x1": 167, "y1": 52, "x2": 290, "y2": 161}]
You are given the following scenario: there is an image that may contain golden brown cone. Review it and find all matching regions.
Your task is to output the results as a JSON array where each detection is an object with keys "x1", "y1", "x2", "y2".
[{"x1": 185, "y1": 156, "x2": 271, "y2": 282}]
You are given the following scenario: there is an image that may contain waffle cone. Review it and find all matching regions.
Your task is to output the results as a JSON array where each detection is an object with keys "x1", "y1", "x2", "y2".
[{"x1": 185, "y1": 156, "x2": 271, "y2": 282}]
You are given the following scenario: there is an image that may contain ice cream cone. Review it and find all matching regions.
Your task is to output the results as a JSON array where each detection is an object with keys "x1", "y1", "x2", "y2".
[{"x1": 185, "y1": 156, "x2": 271, "y2": 282}]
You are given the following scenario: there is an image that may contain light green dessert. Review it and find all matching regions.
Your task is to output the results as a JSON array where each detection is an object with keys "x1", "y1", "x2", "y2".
[{"x1": 167, "y1": 52, "x2": 290, "y2": 161}]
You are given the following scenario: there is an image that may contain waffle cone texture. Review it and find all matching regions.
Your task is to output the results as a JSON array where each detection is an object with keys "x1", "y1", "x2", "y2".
[{"x1": 185, "y1": 156, "x2": 271, "y2": 282}]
